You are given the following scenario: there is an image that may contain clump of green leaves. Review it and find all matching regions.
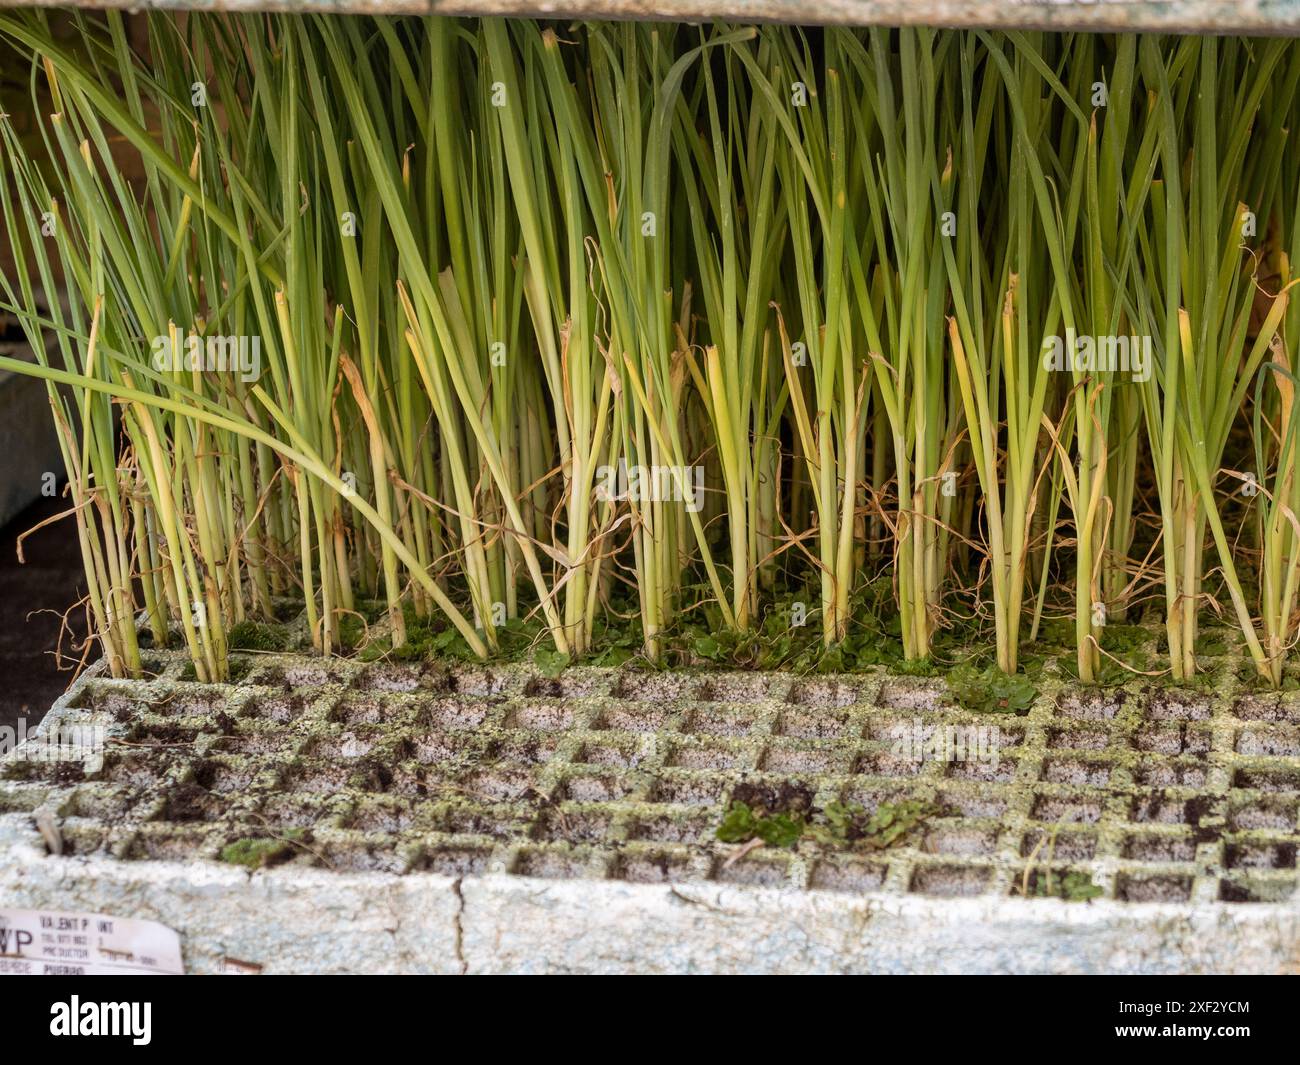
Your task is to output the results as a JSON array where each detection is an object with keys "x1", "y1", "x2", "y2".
[
  {"x1": 806, "y1": 799, "x2": 936, "y2": 849},
  {"x1": 1025, "y1": 869, "x2": 1104, "y2": 901},
  {"x1": 219, "y1": 830, "x2": 308, "y2": 869},
  {"x1": 1030, "y1": 619, "x2": 1076, "y2": 652},
  {"x1": 718, "y1": 797, "x2": 935, "y2": 851},
  {"x1": 1194, "y1": 631, "x2": 1232, "y2": 657},
  {"x1": 671, "y1": 583, "x2": 906, "y2": 673},
  {"x1": 1234, "y1": 662, "x2": 1300, "y2": 692},
  {"x1": 227, "y1": 621, "x2": 289, "y2": 653},
  {"x1": 947, "y1": 665, "x2": 1038, "y2": 715},
  {"x1": 1058, "y1": 650, "x2": 1147, "y2": 688},
  {"x1": 1100, "y1": 625, "x2": 1150, "y2": 655},
  {"x1": 533, "y1": 647, "x2": 571, "y2": 678},
  {"x1": 716, "y1": 801, "x2": 805, "y2": 848}
]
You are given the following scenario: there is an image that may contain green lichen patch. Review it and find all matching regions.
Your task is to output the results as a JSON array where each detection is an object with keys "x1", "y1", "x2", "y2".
[
  {"x1": 219, "y1": 829, "x2": 309, "y2": 869},
  {"x1": 717, "y1": 796, "x2": 935, "y2": 852},
  {"x1": 228, "y1": 621, "x2": 290, "y2": 653},
  {"x1": 947, "y1": 665, "x2": 1038, "y2": 715},
  {"x1": 716, "y1": 801, "x2": 805, "y2": 848},
  {"x1": 808, "y1": 799, "x2": 937, "y2": 850}
]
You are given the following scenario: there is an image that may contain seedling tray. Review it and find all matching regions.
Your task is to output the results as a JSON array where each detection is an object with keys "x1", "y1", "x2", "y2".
[{"x1": 2, "y1": 644, "x2": 1298, "y2": 973}]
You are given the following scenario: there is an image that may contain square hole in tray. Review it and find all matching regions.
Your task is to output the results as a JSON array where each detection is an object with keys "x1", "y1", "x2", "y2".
[
  {"x1": 1218, "y1": 876, "x2": 1298, "y2": 903},
  {"x1": 595, "y1": 704, "x2": 676, "y2": 733},
  {"x1": 695, "y1": 675, "x2": 775, "y2": 703},
  {"x1": 448, "y1": 667, "x2": 511, "y2": 698},
  {"x1": 245, "y1": 693, "x2": 311, "y2": 724},
  {"x1": 1144, "y1": 691, "x2": 1212, "y2": 722},
  {"x1": 1117, "y1": 873, "x2": 1192, "y2": 902},
  {"x1": 935, "y1": 789, "x2": 1009, "y2": 820},
  {"x1": 910, "y1": 864, "x2": 992, "y2": 897},
  {"x1": 923, "y1": 826, "x2": 998, "y2": 857},
  {"x1": 612, "y1": 673, "x2": 692, "y2": 702},
  {"x1": 1224, "y1": 841, "x2": 1297, "y2": 870},
  {"x1": 533, "y1": 808, "x2": 616, "y2": 843},
  {"x1": 947, "y1": 757, "x2": 1018, "y2": 783},
  {"x1": 808, "y1": 858, "x2": 888, "y2": 893},
  {"x1": 352, "y1": 663, "x2": 446, "y2": 694},
  {"x1": 876, "y1": 681, "x2": 948, "y2": 711},
  {"x1": 458, "y1": 767, "x2": 540, "y2": 802},
  {"x1": 1235, "y1": 727, "x2": 1300, "y2": 758},
  {"x1": 1231, "y1": 695, "x2": 1300, "y2": 724},
  {"x1": 683, "y1": 707, "x2": 759, "y2": 737},
  {"x1": 1019, "y1": 829, "x2": 1097, "y2": 861},
  {"x1": 1232, "y1": 766, "x2": 1300, "y2": 793},
  {"x1": 575, "y1": 740, "x2": 644, "y2": 768},
  {"x1": 788, "y1": 678, "x2": 865, "y2": 709},
  {"x1": 1048, "y1": 726, "x2": 1114, "y2": 751},
  {"x1": 779, "y1": 708, "x2": 852, "y2": 739},
  {"x1": 1056, "y1": 691, "x2": 1124, "y2": 721},
  {"x1": 667, "y1": 740, "x2": 749, "y2": 770},
  {"x1": 627, "y1": 813, "x2": 713, "y2": 844},
  {"x1": 615, "y1": 850, "x2": 695, "y2": 883},
  {"x1": 1031, "y1": 794, "x2": 1103, "y2": 825},
  {"x1": 853, "y1": 751, "x2": 926, "y2": 778},
  {"x1": 1129, "y1": 793, "x2": 1211, "y2": 825},
  {"x1": 1040, "y1": 757, "x2": 1112, "y2": 787},
  {"x1": 713, "y1": 854, "x2": 791, "y2": 888},
  {"x1": 514, "y1": 847, "x2": 592, "y2": 879},
  {"x1": 1228, "y1": 798, "x2": 1298, "y2": 831},
  {"x1": 761, "y1": 745, "x2": 847, "y2": 774},
  {"x1": 559, "y1": 772, "x2": 638, "y2": 803},
  {"x1": 505, "y1": 701, "x2": 577, "y2": 732},
  {"x1": 1135, "y1": 725, "x2": 1211, "y2": 755},
  {"x1": 422, "y1": 846, "x2": 492, "y2": 877},
  {"x1": 1133, "y1": 758, "x2": 1208, "y2": 788},
  {"x1": 1122, "y1": 833, "x2": 1197, "y2": 862},
  {"x1": 649, "y1": 775, "x2": 725, "y2": 806},
  {"x1": 522, "y1": 672, "x2": 609, "y2": 699},
  {"x1": 437, "y1": 805, "x2": 524, "y2": 838},
  {"x1": 481, "y1": 734, "x2": 560, "y2": 766}
]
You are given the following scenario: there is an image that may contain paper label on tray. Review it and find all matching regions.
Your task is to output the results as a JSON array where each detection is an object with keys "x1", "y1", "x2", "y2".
[{"x1": 0, "y1": 907, "x2": 184, "y2": 975}]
